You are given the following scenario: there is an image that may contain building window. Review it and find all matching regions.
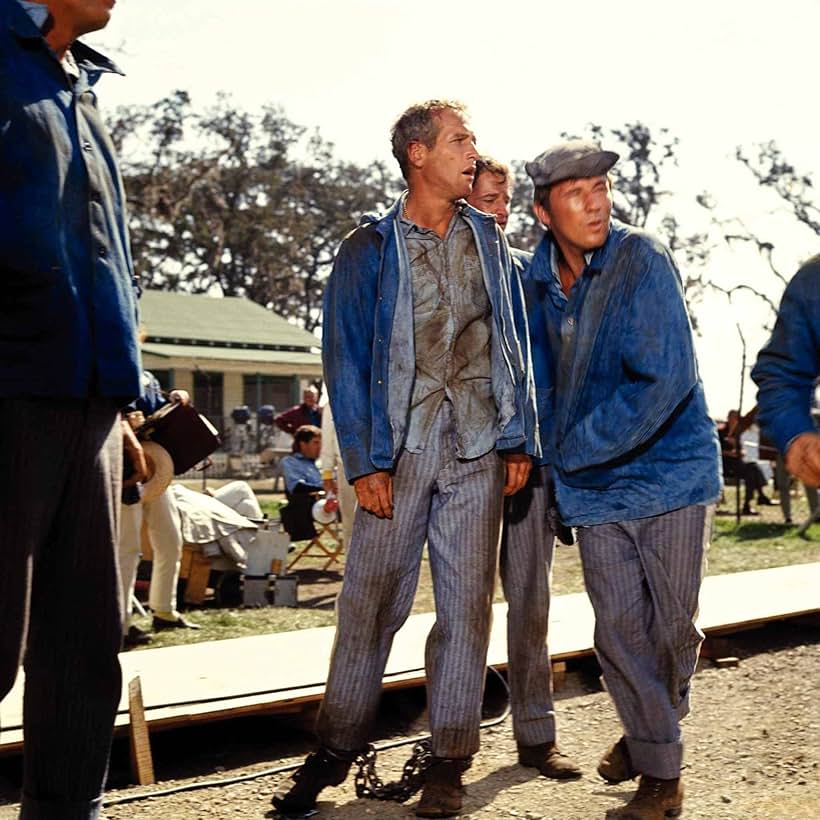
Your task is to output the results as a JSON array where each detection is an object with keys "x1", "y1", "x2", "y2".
[
  {"x1": 193, "y1": 371, "x2": 224, "y2": 429},
  {"x1": 149, "y1": 369, "x2": 172, "y2": 389},
  {"x1": 243, "y1": 374, "x2": 296, "y2": 413}
]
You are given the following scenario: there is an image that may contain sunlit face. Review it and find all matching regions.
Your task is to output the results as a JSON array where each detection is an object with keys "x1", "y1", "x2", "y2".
[
  {"x1": 415, "y1": 109, "x2": 478, "y2": 200},
  {"x1": 534, "y1": 175, "x2": 612, "y2": 255},
  {"x1": 299, "y1": 435, "x2": 321, "y2": 461},
  {"x1": 467, "y1": 171, "x2": 512, "y2": 231},
  {"x1": 47, "y1": 0, "x2": 116, "y2": 37},
  {"x1": 303, "y1": 389, "x2": 318, "y2": 408}
]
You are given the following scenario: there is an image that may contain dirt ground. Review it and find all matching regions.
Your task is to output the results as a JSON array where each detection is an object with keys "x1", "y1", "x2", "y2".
[{"x1": 1, "y1": 622, "x2": 814, "y2": 820}]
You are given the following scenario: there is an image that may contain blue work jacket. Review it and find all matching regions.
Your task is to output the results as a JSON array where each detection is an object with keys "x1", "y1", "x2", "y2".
[
  {"x1": 752, "y1": 256, "x2": 820, "y2": 453},
  {"x1": 322, "y1": 196, "x2": 538, "y2": 483},
  {"x1": 0, "y1": 0, "x2": 140, "y2": 400},
  {"x1": 525, "y1": 220, "x2": 721, "y2": 526}
]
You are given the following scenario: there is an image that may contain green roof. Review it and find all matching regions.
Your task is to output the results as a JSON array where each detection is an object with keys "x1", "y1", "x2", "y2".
[
  {"x1": 142, "y1": 342, "x2": 321, "y2": 367},
  {"x1": 139, "y1": 290, "x2": 320, "y2": 352}
]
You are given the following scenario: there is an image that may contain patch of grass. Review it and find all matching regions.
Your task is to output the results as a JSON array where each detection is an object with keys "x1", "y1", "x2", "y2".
[
  {"x1": 258, "y1": 497, "x2": 284, "y2": 519},
  {"x1": 709, "y1": 517, "x2": 820, "y2": 574},
  {"x1": 131, "y1": 606, "x2": 335, "y2": 650}
]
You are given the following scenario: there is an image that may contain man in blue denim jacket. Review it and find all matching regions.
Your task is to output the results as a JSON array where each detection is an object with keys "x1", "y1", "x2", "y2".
[
  {"x1": 752, "y1": 256, "x2": 820, "y2": 489},
  {"x1": 0, "y1": 1, "x2": 140, "y2": 817},
  {"x1": 274, "y1": 101, "x2": 536, "y2": 819},
  {"x1": 524, "y1": 141, "x2": 721, "y2": 820}
]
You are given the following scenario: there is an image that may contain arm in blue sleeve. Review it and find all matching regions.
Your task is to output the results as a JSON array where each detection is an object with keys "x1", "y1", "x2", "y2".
[
  {"x1": 496, "y1": 239, "x2": 539, "y2": 455},
  {"x1": 322, "y1": 226, "x2": 381, "y2": 482},
  {"x1": 560, "y1": 245, "x2": 698, "y2": 472},
  {"x1": 752, "y1": 264, "x2": 820, "y2": 453}
]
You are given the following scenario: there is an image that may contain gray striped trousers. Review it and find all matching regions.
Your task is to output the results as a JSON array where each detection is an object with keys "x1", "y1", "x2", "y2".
[
  {"x1": 499, "y1": 464, "x2": 557, "y2": 746},
  {"x1": 316, "y1": 405, "x2": 505, "y2": 758},
  {"x1": 0, "y1": 397, "x2": 123, "y2": 820},
  {"x1": 577, "y1": 503, "x2": 711, "y2": 779}
]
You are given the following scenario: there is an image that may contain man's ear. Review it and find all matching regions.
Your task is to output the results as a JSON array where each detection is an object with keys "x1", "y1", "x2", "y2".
[
  {"x1": 407, "y1": 140, "x2": 426, "y2": 172},
  {"x1": 533, "y1": 201, "x2": 551, "y2": 229}
]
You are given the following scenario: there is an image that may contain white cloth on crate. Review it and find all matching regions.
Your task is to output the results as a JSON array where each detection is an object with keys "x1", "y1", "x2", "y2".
[{"x1": 170, "y1": 483, "x2": 259, "y2": 566}]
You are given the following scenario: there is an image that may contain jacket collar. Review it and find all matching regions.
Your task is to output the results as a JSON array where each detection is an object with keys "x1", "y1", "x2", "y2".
[
  {"x1": 6, "y1": 0, "x2": 123, "y2": 76},
  {"x1": 367, "y1": 192, "x2": 497, "y2": 239}
]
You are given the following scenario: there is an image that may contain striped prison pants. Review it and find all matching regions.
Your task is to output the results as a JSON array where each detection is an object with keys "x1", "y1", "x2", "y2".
[
  {"x1": 316, "y1": 403, "x2": 505, "y2": 758},
  {"x1": 577, "y1": 503, "x2": 712, "y2": 780}
]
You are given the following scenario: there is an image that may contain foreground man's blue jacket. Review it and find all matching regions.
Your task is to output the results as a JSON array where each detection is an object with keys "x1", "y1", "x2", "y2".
[
  {"x1": 752, "y1": 256, "x2": 820, "y2": 453},
  {"x1": 0, "y1": 0, "x2": 140, "y2": 400},
  {"x1": 524, "y1": 220, "x2": 721, "y2": 525},
  {"x1": 322, "y1": 196, "x2": 538, "y2": 482}
]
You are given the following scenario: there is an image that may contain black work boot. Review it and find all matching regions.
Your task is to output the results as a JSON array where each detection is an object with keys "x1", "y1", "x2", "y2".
[
  {"x1": 272, "y1": 746, "x2": 353, "y2": 814},
  {"x1": 415, "y1": 757, "x2": 470, "y2": 818}
]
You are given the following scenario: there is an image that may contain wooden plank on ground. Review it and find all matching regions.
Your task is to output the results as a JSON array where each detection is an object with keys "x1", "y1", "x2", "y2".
[{"x1": 0, "y1": 563, "x2": 817, "y2": 752}]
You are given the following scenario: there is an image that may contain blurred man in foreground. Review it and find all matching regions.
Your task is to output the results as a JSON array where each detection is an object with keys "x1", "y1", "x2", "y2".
[
  {"x1": 0, "y1": 0, "x2": 141, "y2": 816},
  {"x1": 753, "y1": 255, "x2": 820, "y2": 489}
]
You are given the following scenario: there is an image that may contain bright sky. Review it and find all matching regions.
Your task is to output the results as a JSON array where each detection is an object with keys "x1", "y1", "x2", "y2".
[{"x1": 92, "y1": 0, "x2": 819, "y2": 418}]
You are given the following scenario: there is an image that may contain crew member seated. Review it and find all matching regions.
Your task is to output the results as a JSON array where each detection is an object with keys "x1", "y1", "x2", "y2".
[
  {"x1": 279, "y1": 425, "x2": 324, "y2": 542},
  {"x1": 718, "y1": 407, "x2": 773, "y2": 515}
]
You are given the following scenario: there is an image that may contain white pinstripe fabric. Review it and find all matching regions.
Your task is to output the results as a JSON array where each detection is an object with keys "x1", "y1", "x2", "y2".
[
  {"x1": 499, "y1": 464, "x2": 557, "y2": 746},
  {"x1": 316, "y1": 402, "x2": 505, "y2": 758},
  {"x1": 577, "y1": 503, "x2": 712, "y2": 779}
]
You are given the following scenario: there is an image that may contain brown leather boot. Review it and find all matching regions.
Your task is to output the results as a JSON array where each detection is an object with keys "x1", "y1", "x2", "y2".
[
  {"x1": 614, "y1": 775, "x2": 683, "y2": 819},
  {"x1": 598, "y1": 736, "x2": 638, "y2": 783},
  {"x1": 271, "y1": 746, "x2": 353, "y2": 814},
  {"x1": 518, "y1": 741, "x2": 582, "y2": 779},
  {"x1": 415, "y1": 757, "x2": 469, "y2": 818}
]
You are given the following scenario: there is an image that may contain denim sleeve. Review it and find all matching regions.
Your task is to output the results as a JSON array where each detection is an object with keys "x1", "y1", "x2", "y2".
[
  {"x1": 322, "y1": 227, "x2": 381, "y2": 482},
  {"x1": 561, "y1": 245, "x2": 698, "y2": 472},
  {"x1": 506, "y1": 247, "x2": 540, "y2": 457},
  {"x1": 752, "y1": 265, "x2": 820, "y2": 453},
  {"x1": 496, "y1": 237, "x2": 539, "y2": 456}
]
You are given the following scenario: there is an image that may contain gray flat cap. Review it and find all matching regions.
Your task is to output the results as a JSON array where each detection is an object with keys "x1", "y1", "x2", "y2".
[{"x1": 525, "y1": 140, "x2": 619, "y2": 187}]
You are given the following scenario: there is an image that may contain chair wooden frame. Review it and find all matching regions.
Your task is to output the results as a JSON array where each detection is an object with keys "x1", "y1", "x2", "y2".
[{"x1": 286, "y1": 517, "x2": 344, "y2": 572}]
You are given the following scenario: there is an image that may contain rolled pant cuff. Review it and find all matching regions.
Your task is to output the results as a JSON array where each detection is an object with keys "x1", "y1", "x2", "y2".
[
  {"x1": 626, "y1": 737, "x2": 682, "y2": 780},
  {"x1": 513, "y1": 716, "x2": 556, "y2": 748},
  {"x1": 21, "y1": 792, "x2": 103, "y2": 820},
  {"x1": 432, "y1": 726, "x2": 479, "y2": 759}
]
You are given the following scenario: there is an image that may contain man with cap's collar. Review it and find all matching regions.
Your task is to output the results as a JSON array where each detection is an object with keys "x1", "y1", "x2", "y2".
[{"x1": 522, "y1": 140, "x2": 721, "y2": 819}]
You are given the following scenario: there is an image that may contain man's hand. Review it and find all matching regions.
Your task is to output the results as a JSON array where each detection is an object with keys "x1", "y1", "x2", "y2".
[
  {"x1": 502, "y1": 453, "x2": 531, "y2": 496},
  {"x1": 168, "y1": 389, "x2": 190, "y2": 405},
  {"x1": 785, "y1": 432, "x2": 820, "y2": 487},
  {"x1": 354, "y1": 471, "x2": 393, "y2": 518},
  {"x1": 121, "y1": 418, "x2": 148, "y2": 485}
]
